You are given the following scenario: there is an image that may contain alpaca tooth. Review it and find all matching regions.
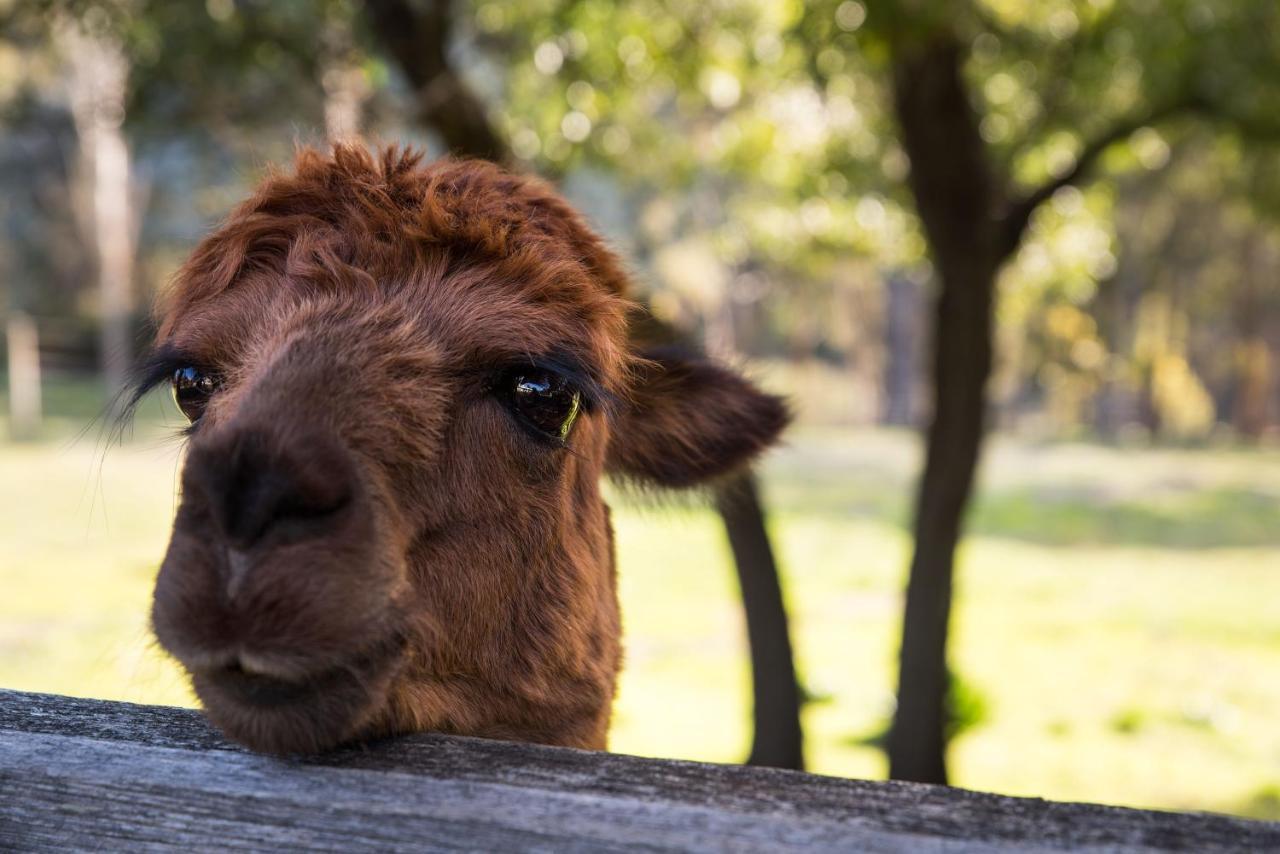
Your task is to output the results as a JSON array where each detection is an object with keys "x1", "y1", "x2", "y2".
[{"x1": 237, "y1": 653, "x2": 284, "y2": 679}]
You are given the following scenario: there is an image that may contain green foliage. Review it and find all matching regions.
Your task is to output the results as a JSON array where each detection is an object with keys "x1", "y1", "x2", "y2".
[
  {"x1": 945, "y1": 668, "x2": 991, "y2": 742},
  {"x1": 848, "y1": 665, "x2": 990, "y2": 749},
  {"x1": 1108, "y1": 707, "x2": 1147, "y2": 735},
  {"x1": 6, "y1": 0, "x2": 1278, "y2": 435}
]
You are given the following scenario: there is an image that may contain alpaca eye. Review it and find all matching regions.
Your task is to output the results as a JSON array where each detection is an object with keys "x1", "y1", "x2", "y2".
[
  {"x1": 502, "y1": 367, "x2": 582, "y2": 442},
  {"x1": 172, "y1": 366, "x2": 219, "y2": 423}
]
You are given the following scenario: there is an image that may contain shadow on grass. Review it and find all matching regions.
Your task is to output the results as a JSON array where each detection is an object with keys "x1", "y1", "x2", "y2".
[
  {"x1": 968, "y1": 487, "x2": 1279, "y2": 550},
  {"x1": 767, "y1": 474, "x2": 1277, "y2": 550}
]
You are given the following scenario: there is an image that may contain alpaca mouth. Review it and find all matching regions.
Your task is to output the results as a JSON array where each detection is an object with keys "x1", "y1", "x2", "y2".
[
  {"x1": 188, "y1": 631, "x2": 409, "y2": 753},
  {"x1": 195, "y1": 633, "x2": 407, "y2": 707},
  {"x1": 206, "y1": 658, "x2": 335, "y2": 707}
]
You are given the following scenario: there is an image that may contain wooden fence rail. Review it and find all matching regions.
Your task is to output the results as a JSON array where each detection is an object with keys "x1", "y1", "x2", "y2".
[{"x1": 1, "y1": 689, "x2": 1277, "y2": 852}]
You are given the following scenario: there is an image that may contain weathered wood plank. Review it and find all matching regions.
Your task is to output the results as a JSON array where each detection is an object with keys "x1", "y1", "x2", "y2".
[{"x1": 1, "y1": 689, "x2": 1276, "y2": 852}]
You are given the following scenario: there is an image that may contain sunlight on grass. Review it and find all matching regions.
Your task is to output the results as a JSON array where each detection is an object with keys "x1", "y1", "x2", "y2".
[{"x1": 2, "y1": 389, "x2": 1278, "y2": 820}]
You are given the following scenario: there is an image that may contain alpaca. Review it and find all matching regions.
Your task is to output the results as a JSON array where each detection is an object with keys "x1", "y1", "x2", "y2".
[{"x1": 126, "y1": 145, "x2": 787, "y2": 754}]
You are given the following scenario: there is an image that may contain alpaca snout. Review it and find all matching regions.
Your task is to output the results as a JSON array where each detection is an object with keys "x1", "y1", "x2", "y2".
[
  {"x1": 183, "y1": 424, "x2": 357, "y2": 557},
  {"x1": 155, "y1": 420, "x2": 398, "y2": 665},
  {"x1": 151, "y1": 422, "x2": 408, "y2": 753},
  {"x1": 173, "y1": 424, "x2": 359, "y2": 613}
]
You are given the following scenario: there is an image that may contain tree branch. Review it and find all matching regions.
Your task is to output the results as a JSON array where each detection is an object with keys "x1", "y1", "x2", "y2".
[
  {"x1": 363, "y1": 0, "x2": 509, "y2": 162},
  {"x1": 998, "y1": 99, "x2": 1188, "y2": 260}
]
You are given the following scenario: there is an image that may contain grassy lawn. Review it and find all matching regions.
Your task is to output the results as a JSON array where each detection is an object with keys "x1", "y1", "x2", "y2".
[{"x1": 2, "y1": 378, "x2": 1279, "y2": 820}]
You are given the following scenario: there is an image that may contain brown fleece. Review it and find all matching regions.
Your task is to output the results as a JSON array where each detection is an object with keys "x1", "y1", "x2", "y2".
[{"x1": 146, "y1": 144, "x2": 788, "y2": 754}]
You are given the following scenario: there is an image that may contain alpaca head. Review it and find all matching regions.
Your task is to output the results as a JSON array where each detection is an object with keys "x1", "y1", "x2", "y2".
[{"x1": 131, "y1": 146, "x2": 787, "y2": 754}]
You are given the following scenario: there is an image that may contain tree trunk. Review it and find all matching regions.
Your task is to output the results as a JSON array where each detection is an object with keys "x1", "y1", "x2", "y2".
[
  {"x1": 361, "y1": 0, "x2": 803, "y2": 770},
  {"x1": 889, "y1": 265, "x2": 993, "y2": 784},
  {"x1": 880, "y1": 8, "x2": 1210, "y2": 787},
  {"x1": 321, "y1": 17, "x2": 370, "y2": 144},
  {"x1": 1231, "y1": 238, "x2": 1272, "y2": 439},
  {"x1": 882, "y1": 272, "x2": 921, "y2": 427},
  {"x1": 63, "y1": 23, "x2": 135, "y2": 402},
  {"x1": 715, "y1": 473, "x2": 804, "y2": 769},
  {"x1": 1091, "y1": 264, "x2": 1139, "y2": 440},
  {"x1": 887, "y1": 36, "x2": 999, "y2": 785},
  {"x1": 633, "y1": 310, "x2": 804, "y2": 769}
]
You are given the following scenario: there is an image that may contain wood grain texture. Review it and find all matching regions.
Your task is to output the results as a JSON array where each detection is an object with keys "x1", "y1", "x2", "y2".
[{"x1": 1, "y1": 689, "x2": 1276, "y2": 852}]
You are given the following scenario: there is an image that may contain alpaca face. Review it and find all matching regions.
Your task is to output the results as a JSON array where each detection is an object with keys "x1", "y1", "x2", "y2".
[{"x1": 131, "y1": 148, "x2": 787, "y2": 754}]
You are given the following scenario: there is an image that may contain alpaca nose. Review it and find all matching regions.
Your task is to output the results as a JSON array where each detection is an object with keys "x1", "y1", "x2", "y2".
[{"x1": 183, "y1": 426, "x2": 355, "y2": 551}]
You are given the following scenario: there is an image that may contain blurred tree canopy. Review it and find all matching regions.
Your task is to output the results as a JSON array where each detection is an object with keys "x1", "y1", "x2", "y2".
[{"x1": 6, "y1": 0, "x2": 1277, "y2": 419}]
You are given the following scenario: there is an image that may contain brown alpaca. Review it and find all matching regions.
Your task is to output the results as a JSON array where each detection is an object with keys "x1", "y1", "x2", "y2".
[{"x1": 126, "y1": 145, "x2": 787, "y2": 754}]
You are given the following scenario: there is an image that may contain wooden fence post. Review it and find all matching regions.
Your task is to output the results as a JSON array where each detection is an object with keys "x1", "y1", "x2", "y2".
[{"x1": 6, "y1": 311, "x2": 42, "y2": 441}]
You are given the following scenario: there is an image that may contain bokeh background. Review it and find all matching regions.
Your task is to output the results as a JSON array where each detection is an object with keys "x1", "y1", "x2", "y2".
[{"x1": 2, "y1": 0, "x2": 1279, "y2": 821}]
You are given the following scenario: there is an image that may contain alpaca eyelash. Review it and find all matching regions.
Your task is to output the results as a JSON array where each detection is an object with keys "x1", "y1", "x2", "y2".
[{"x1": 116, "y1": 345, "x2": 209, "y2": 427}]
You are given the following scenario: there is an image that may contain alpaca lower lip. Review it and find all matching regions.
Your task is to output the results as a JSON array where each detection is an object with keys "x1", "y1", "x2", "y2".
[
  {"x1": 191, "y1": 659, "x2": 377, "y2": 755},
  {"x1": 196, "y1": 631, "x2": 408, "y2": 711},
  {"x1": 205, "y1": 661, "x2": 331, "y2": 707}
]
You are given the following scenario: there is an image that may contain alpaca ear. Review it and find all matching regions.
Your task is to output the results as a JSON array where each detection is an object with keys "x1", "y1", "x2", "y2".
[{"x1": 606, "y1": 346, "x2": 790, "y2": 488}]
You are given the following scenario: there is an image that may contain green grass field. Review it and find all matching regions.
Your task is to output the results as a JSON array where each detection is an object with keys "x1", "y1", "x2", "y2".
[{"x1": 3, "y1": 378, "x2": 1279, "y2": 820}]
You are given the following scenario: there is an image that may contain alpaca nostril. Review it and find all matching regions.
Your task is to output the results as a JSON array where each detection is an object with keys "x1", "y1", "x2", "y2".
[
  {"x1": 223, "y1": 469, "x2": 351, "y2": 547},
  {"x1": 185, "y1": 426, "x2": 356, "y2": 551}
]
